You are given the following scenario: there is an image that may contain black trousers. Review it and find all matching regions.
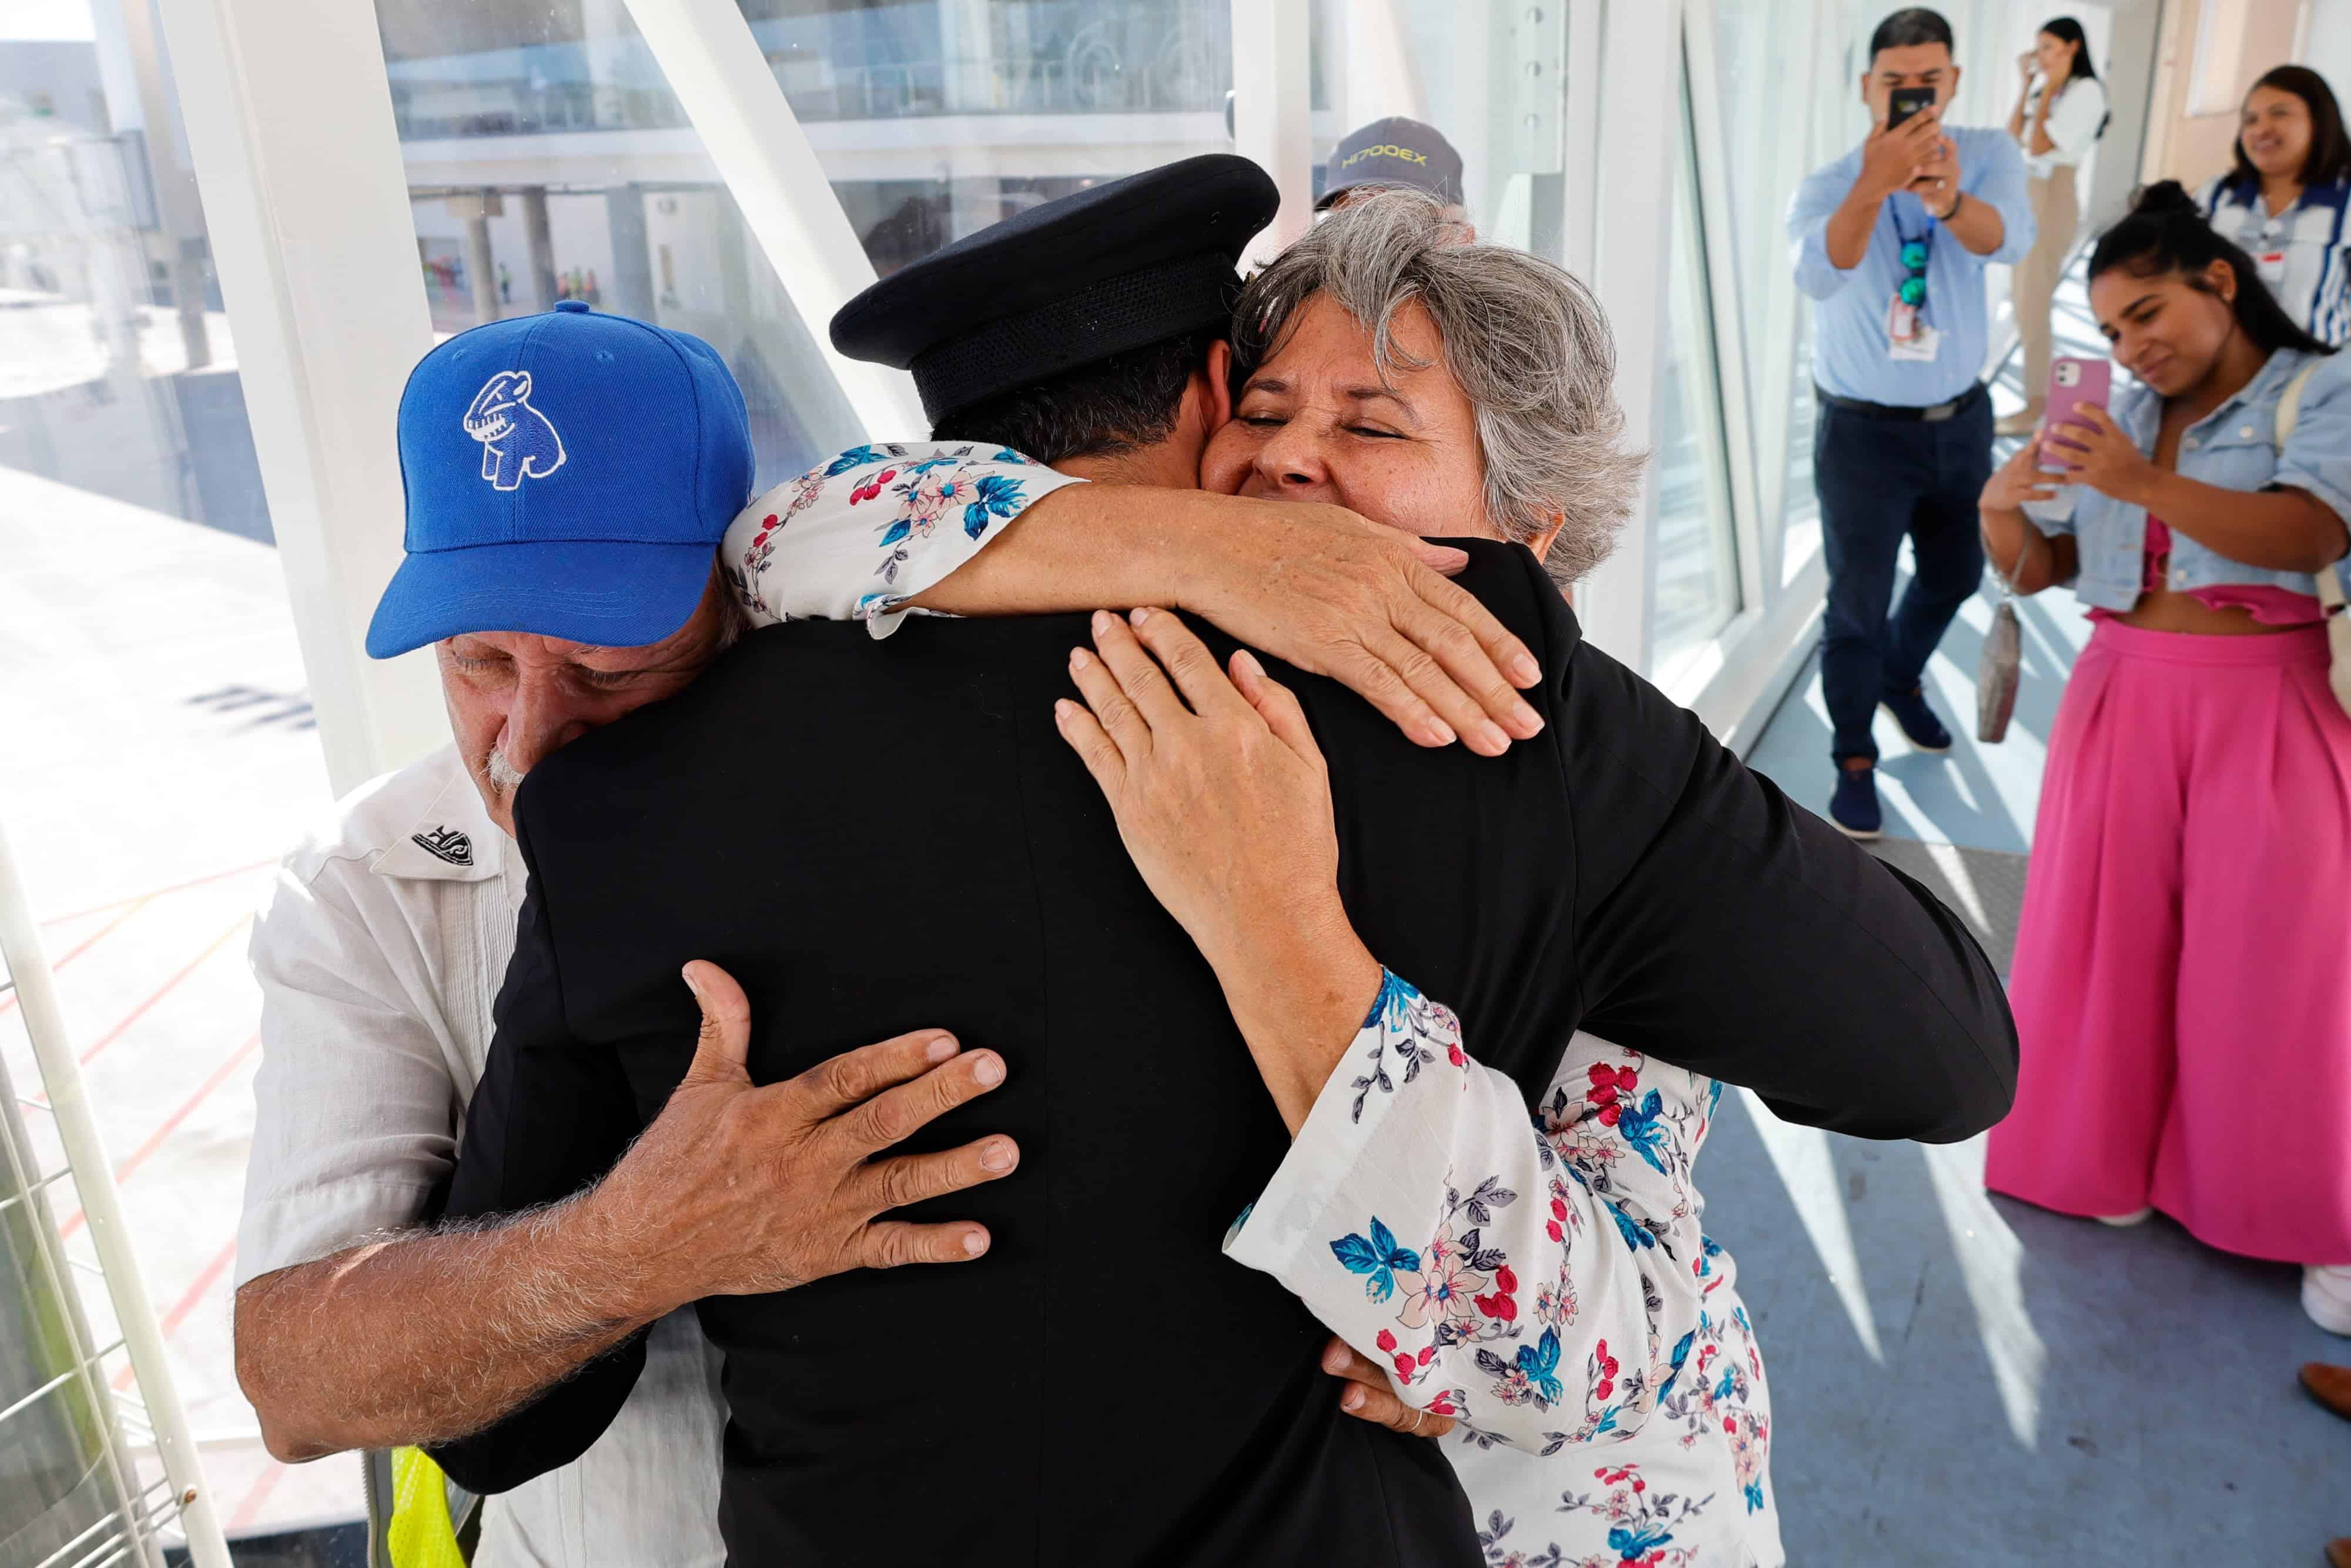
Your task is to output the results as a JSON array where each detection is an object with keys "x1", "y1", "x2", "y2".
[{"x1": 1813, "y1": 386, "x2": 1992, "y2": 764}]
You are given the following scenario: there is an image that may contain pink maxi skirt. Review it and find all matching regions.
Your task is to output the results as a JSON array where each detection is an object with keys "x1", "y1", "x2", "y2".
[{"x1": 1984, "y1": 618, "x2": 2351, "y2": 1265}]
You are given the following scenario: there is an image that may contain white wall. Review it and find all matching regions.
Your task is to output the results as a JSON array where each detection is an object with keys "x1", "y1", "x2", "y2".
[{"x1": 2308, "y1": 0, "x2": 2351, "y2": 93}]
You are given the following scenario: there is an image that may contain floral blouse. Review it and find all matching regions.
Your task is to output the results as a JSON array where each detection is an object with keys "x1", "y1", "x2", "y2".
[
  {"x1": 722, "y1": 441, "x2": 1084, "y2": 634},
  {"x1": 1229, "y1": 976, "x2": 1779, "y2": 1568},
  {"x1": 725, "y1": 447, "x2": 1784, "y2": 1567}
]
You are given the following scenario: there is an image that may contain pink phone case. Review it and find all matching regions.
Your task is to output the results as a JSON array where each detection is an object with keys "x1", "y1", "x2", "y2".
[{"x1": 2040, "y1": 356, "x2": 2112, "y2": 471}]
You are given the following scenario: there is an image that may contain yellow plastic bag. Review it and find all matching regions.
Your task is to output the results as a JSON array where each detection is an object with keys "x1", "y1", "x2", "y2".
[{"x1": 384, "y1": 1446, "x2": 469, "y2": 1568}]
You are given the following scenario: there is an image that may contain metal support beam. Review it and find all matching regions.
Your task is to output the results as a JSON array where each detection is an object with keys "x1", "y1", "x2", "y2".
[{"x1": 156, "y1": 0, "x2": 446, "y2": 793}]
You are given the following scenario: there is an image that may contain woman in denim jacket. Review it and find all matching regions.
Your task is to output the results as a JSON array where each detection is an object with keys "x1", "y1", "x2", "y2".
[{"x1": 1978, "y1": 182, "x2": 2351, "y2": 1334}]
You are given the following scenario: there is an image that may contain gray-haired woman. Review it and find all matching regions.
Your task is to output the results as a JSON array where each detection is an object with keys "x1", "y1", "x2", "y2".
[{"x1": 739, "y1": 192, "x2": 1995, "y2": 1567}]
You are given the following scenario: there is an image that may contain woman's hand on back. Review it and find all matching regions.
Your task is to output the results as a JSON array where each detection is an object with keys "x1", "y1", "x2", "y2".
[{"x1": 1053, "y1": 607, "x2": 1382, "y2": 1133}]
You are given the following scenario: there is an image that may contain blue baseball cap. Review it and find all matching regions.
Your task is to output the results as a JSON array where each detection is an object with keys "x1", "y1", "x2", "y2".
[{"x1": 366, "y1": 300, "x2": 753, "y2": 658}]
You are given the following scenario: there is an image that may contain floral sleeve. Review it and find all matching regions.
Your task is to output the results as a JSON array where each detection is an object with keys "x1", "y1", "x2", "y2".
[
  {"x1": 1223, "y1": 971, "x2": 1716, "y2": 1455},
  {"x1": 719, "y1": 441, "x2": 1087, "y2": 637}
]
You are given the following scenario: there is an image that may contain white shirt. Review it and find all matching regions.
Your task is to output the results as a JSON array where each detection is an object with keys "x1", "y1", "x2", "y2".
[
  {"x1": 2018, "y1": 75, "x2": 2106, "y2": 178},
  {"x1": 239, "y1": 746, "x2": 725, "y2": 1568},
  {"x1": 2199, "y1": 172, "x2": 2351, "y2": 346}
]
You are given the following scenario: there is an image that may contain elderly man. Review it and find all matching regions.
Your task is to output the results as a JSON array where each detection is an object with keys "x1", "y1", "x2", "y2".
[
  {"x1": 428, "y1": 159, "x2": 2011, "y2": 1568},
  {"x1": 230, "y1": 301, "x2": 1033, "y2": 1567},
  {"x1": 232, "y1": 288, "x2": 1542, "y2": 1562}
]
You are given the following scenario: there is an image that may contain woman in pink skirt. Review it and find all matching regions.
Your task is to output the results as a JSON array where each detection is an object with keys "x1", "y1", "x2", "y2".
[{"x1": 1978, "y1": 180, "x2": 2351, "y2": 1332}]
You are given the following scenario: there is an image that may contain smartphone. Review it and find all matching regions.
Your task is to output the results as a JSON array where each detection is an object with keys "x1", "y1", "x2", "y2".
[
  {"x1": 2039, "y1": 356, "x2": 2112, "y2": 472},
  {"x1": 1887, "y1": 86, "x2": 1935, "y2": 130}
]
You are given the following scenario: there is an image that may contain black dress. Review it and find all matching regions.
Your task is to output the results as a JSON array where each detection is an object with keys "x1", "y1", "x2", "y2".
[{"x1": 432, "y1": 541, "x2": 2014, "y2": 1567}]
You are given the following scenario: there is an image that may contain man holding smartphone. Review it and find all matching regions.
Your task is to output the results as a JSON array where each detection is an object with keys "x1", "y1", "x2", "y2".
[{"x1": 1789, "y1": 6, "x2": 2034, "y2": 837}]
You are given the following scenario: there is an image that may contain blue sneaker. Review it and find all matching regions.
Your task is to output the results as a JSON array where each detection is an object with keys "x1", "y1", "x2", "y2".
[
  {"x1": 1880, "y1": 685, "x2": 1951, "y2": 753},
  {"x1": 1829, "y1": 767, "x2": 1882, "y2": 839}
]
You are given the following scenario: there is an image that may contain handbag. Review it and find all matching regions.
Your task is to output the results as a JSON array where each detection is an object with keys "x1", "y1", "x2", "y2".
[
  {"x1": 2274, "y1": 360, "x2": 2351, "y2": 721},
  {"x1": 1977, "y1": 561, "x2": 2022, "y2": 743}
]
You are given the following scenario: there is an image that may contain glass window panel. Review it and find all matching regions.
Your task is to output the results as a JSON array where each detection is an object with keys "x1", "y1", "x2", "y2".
[
  {"x1": 380, "y1": 0, "x2": 868, "y2": 486},
  {"x1": 1305, "y1": 0, "x2": 1598, "y2": 264},
  {"x1": 1, "y1": 0, "x2": 353, "y2": 1535},
  {"x1": 739, "y1": 0, "x2": 1238, "y2": 278},
  {"x1": 1707, "y1": 0, "x2": 1830, "y2": 582},
  {"x1": 1651, "y1": 62, "x2": 1741, "y2": 671},
  {"x1": 380, "y1": 1, "x2": 1242, "y2": 440}
]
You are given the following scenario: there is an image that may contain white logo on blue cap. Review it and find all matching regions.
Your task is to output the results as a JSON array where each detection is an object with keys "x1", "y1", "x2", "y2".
[{"x1": 462, "y1": 370, "x2": 567, "y2": 491}]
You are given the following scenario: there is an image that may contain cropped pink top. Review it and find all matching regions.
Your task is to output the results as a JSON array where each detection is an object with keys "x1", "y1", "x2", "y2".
[{"x1": 2087, "y1": 517, "x2": 2325, "y2": 626}]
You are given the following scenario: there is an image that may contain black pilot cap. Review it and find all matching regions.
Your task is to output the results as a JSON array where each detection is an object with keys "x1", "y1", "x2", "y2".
[{"x1": 830, "y1": 153, "x2": 1280, "y2": 427}]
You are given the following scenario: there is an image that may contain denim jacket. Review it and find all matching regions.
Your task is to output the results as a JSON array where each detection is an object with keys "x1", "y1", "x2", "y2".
[{"x1": 2024, "y1": 347, "x2": 2351, "y2": 609}]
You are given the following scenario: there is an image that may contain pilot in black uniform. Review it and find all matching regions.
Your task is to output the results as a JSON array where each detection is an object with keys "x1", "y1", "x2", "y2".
[{"x1": 431, "y1": 158, "x2": 2015, "y2": 1568}]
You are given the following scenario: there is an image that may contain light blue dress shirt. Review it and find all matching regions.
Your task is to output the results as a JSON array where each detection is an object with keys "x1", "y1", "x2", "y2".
[
  {"x1": 1789, "y1": 124, "x2": 2035, "y2": 407},
  {"x1": 2024, "y1": 347, "x2": 2351, "y2": 609}
]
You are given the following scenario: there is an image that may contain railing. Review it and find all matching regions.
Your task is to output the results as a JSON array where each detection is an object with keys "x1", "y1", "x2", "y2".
[{"x1": 0, "y1": 822, "x2": 230, "y2": 1568}]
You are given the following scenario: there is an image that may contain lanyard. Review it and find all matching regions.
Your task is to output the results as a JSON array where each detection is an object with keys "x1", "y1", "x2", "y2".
[{"x1": 1893, "y1": 203, "x2": 1937, "y2": 322}]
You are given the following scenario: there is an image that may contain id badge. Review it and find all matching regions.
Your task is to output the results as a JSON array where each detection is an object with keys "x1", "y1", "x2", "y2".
[
  {"x1": 1886, "y1": 296, "x2": 1941, "y2": 361},
  {"x1": 2259, "y1": 250, "x2": 2289, "y2": 286}
]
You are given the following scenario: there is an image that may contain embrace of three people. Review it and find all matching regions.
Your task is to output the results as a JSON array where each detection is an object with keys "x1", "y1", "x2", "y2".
[{"x1": 229, "y1": 156, "x2": 2016, "y2": 1568}]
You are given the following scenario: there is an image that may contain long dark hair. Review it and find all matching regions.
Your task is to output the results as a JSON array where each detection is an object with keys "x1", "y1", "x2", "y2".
[
  {"x1": 2088, "y1": 181, "x2": 2335, "y2": 357},
  {"x1": 2230, "y1": 65, "x2": 2351, "y2": 190},
  {"x1": 2037, "y1": 17, "x2": 2108, "y2": 138}
]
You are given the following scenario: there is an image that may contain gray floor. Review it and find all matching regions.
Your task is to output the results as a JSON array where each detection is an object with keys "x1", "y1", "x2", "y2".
[{"x1": 1727, "y1": 263, "x2": 2350, "y2": 1563}]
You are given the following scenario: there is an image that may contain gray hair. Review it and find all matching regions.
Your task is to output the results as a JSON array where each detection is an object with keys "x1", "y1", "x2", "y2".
[
  {"x1": 1230, "y1": 190, "x2": 1643, "y2": 586},
  {"x1": 711, "y1": 557, "x2": 753, "y2": 650}
]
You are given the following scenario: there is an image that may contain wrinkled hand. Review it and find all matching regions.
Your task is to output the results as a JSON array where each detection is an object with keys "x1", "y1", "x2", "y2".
[
  {"x1": 2039, "y1": 406, "x2": 2152, "y2": 504},
  {"x1": 1981, "y1": 433, "x2": 2062, "y2": 513},
  {"x1": 1054, "y1": 608, "x2": 1348, "y2": 970},
  {"x1": 585, "y1": 961, "x2": 1017, "y2": 1313},
  {"x1": 1322, "y1": 1337, "x2": 1457, "y2": 1440},
  {"x1": 1181, "y1": 500, "x2": 1545, "y2": 758},
  {"x1": 1862, "y1": 106, "x2": 1945, "y2": 200}
]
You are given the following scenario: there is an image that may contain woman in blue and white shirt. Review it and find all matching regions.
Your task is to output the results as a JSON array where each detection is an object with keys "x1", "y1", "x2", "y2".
[{"x1": 2199, "y1": 66, "x2": 2351, "y2": 346}]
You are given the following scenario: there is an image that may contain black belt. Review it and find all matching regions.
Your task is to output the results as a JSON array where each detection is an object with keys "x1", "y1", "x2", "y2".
[{"x1": 1816, "y1": 382, "x2": 1987, "y2": 422}]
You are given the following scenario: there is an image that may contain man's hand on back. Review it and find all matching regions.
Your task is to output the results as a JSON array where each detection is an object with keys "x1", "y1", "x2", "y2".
[
  {"x1": 236, "y1": 965, "x2": 1014, "y2": 1461},
  {"x1": 584, "y1": 960, "x2": 1016, "y2": 1312}
]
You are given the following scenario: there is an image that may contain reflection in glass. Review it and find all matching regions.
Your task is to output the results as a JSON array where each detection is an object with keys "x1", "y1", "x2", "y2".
[
  {"x1": 1304, "y1": 0, "x2": 1582, "y2": 263},
  {"x1": 1709, "y1": 0, "x2": 1830, "y2": 585},
  {"x1": 0, "y1": 62, "x2": 270, "y2": 541},
  {"x1": 1652, "y1": 65, "x2": 1740, "y2": 670},
  {"x1": 384, "y1": 2, "x2": 875, "y2": 485},
  {"x1": 379, "y1": 0, "x2": 1235, "y2": 324}
]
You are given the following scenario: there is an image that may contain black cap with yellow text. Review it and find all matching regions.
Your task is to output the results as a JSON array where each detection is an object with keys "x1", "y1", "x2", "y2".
[{"x1": 1317, "y1": 116, "x2": 1465, "y2": 210}]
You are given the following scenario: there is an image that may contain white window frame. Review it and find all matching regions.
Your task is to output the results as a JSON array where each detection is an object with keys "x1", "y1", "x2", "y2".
[{"x1": 1575, "y1": 0, "x2": 1839, "y2": 752}]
